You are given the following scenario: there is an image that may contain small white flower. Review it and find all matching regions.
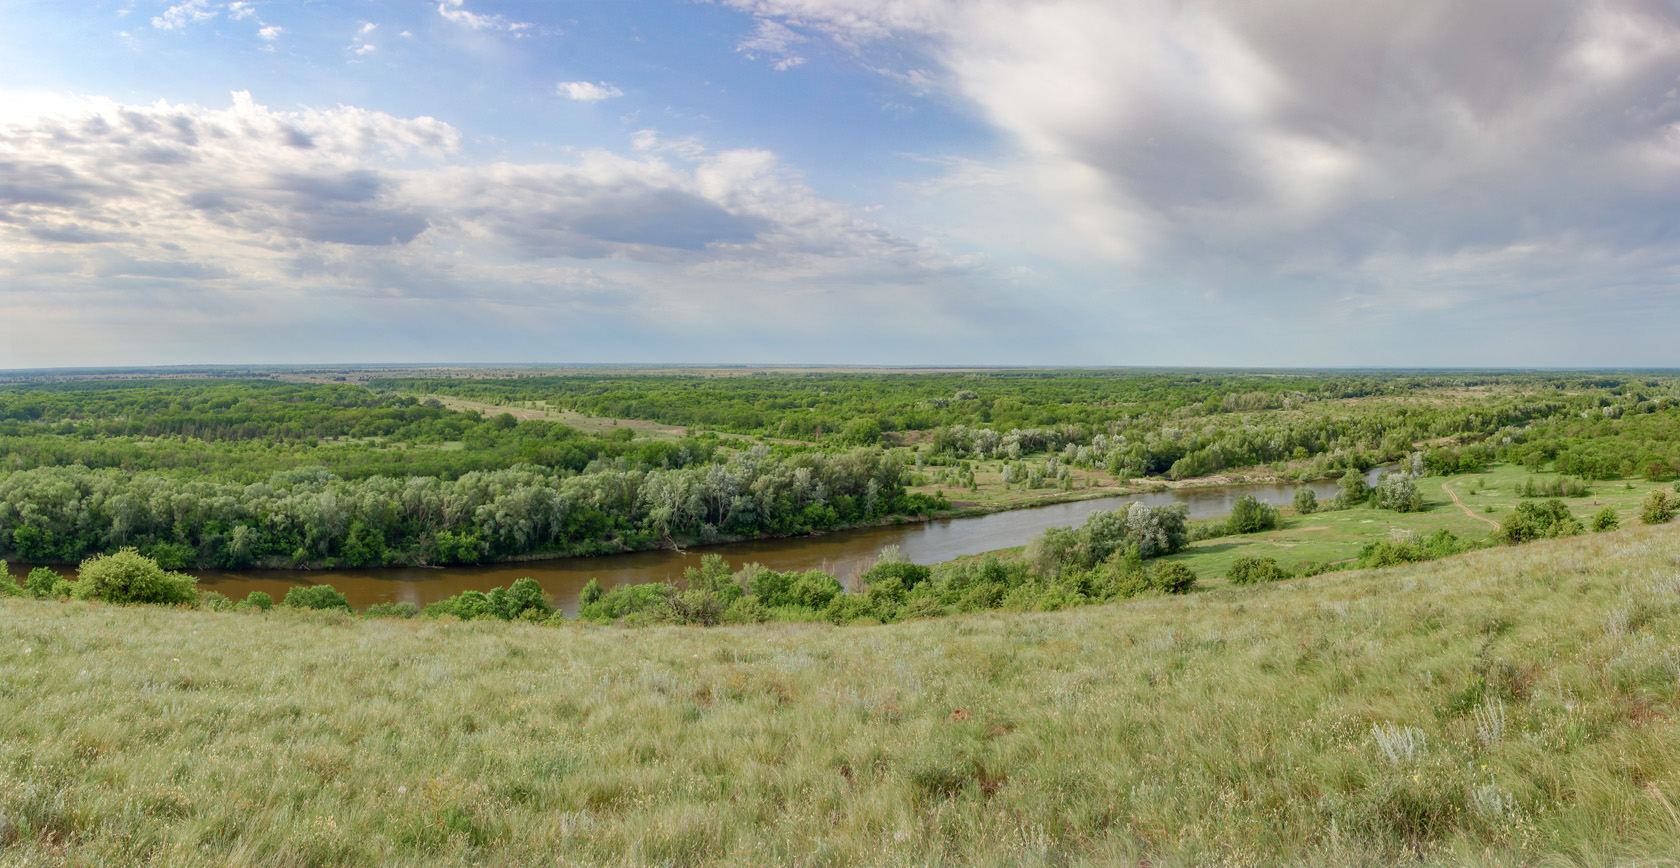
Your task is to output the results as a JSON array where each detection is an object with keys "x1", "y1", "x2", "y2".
[{"x1": 397, "y1": 785, "x2": 408, "y2": 795}]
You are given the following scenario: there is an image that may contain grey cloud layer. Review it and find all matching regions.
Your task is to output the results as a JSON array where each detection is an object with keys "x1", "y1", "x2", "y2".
[
  {"x1": 0, "y1": 92, "x2": 943, "y2": 272},
  {"x1": 0, "y1": 91, "x2": 1009, "y2": 366},
  {"x1": 738, "y1": 0, "x2": 1680, "y2": 328}
]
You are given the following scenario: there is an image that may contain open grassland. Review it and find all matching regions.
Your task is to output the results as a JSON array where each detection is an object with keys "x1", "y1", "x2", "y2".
[
  {"x1": 1156, "y1": 467, "x2": 1677, "y2": 581},
  {"x1": 6, "y1": 527, "x2": 1680, "y2": 865}
]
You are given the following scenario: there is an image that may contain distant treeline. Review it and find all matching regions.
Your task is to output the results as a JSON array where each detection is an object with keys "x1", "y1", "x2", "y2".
[{"x1": 0, "y1": 448, "x2": 938, "y2": 569}]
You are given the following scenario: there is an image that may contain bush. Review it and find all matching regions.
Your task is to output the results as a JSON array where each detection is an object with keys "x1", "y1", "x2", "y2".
[
  {"x1": 722, "y1": 596, "x2": 770, "y2": 624},
  {"x1": 580, "y1": 583, "x2": 672, "y2": 622},
  {"x1": 825, "y1": 593, "x2": 876, "y2": 625},
  {"x1": 579, "y1": 578, "x2": 603, "y2": 608},
  {"x1": 244, "y1": 591, "x2": 274, "y2": 611},
  {"x1": 1502, "y1": 500, "x2": 1583, "y2": 544},
  {"x1": 1227, "y1": 495, "x2": 1280, "y2": 534},
  {"x1": 1292, "y1": 488, "x2": 1317, "y2": 515},
  {"x1": 283, "y1": 584, "x2": 352, "y2": 612},
  {"x1": 1591, "y1": 506, "x2": 1620, "y2": 532},
  {"x1": 1226, "y1": 556, "x2": 1288, "y2": 586},
  {"x1": 1642, "y1": 490, "x2": 1676, "y2": 525},
  {"x1": 200, "y1": 590, "x2": 234, "y2": 611},
  {"x1": 1151, "y1": 562, "x2": 1197, "y2": 594},
  {"x1": 787, "y1": 571, "x2": 843, "y2": 609},
  {"x1": 0, "y1": 561, "x2": 20, "y2": 597},
  {"x1": 75, "y1": 549, "x2": 198, "y2": 605},
  {"x1": 25, "y1": 567, "x2": 62, "y2": 598},
  {"x1": 859, "y1": 560, "x2": 932, "y2": 591},
  {"x1": 749, "y1": 568, "x2": 841, "y2": 609}
]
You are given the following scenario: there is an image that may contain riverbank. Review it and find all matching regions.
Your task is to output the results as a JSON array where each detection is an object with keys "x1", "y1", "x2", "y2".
[{"x1": 6, "y1": 525, "x2": 1680, "y2": 865}]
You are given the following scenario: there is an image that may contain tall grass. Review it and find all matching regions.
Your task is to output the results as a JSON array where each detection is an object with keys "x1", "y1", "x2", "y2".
[{"x1": 4, "y1": 527, "x2": 1680, "y2": 865}]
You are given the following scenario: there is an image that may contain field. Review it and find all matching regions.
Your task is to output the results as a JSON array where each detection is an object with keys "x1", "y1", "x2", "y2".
[
  {"x1": 1160, "y1": 465, "x2": 1678, "y2": 581},
  {"x1": 6, "y1": 524, "x2": 1680, "y2": 865}
]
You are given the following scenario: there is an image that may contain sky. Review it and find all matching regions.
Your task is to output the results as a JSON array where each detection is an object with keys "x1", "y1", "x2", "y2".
[{"x1": 1, "y1": 0, "x2": 1678, "y2": 368}]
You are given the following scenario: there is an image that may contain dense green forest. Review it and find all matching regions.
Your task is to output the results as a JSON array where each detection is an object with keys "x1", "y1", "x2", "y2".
[{"x1": 0, "y1": 369, "x2": 1676, "y2": 569}]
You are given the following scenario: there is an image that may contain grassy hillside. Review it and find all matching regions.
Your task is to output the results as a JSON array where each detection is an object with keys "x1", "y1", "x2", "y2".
[{"x1": 4, "y1": 527, "x2": 1680, "y2": 866}]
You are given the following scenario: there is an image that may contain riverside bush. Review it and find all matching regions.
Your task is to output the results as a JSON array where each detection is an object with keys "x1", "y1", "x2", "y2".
[
  {"x1": 25, "y1": 566, "x2": 61, "y2": 598},
  {"x1": 1227, "y1": 494, "x2": 1281, "y2": 533},
  {"x1": 74, "y1": 548, "x2": 198, "y2": 605},
  {"x1": 282, "y1": 584, "x2": 352, "y2": 612}
]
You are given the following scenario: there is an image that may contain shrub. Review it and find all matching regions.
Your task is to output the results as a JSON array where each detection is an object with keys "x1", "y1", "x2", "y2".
[
  {"x1": 1502, "y1": 500, "x2": 1583, "y2": 544},
  {"x1": 200, "y1": 590, "x2": 234, "y2": 611},
  {"x1": 579, "y1": 578, "x2": 603, "y2": 608},
  {"x1": 283, "y1": 584, "x2": 352, "y2": 612},
  {"x1": 859, "y1": 560, "x2": 932, "y2": 590},
  {"x1": 25, "y1": 567, "x2": 62, "y2": 599},
  {"x1": 0, "y1": 561, "x2": 19, "y2": 597},
  {"x1": 722, "y1": 596, "x2": 770, "y2": 624},
  {"x1": 244, "y1": 591, "x2": 274, "y2": 611},
  {"x1": 825, "y1": 593, "x2": 876, "y2": 625},
  {"x1": 580, "y1": 583, "x2": 672, "y2": 622},
  {"x1": 1151, "y1": 562, "x2": 1197, "y2": 594},
  {"x1": 1226, "y1": 556, "x2": 1288, "y2": 586},
  {"x1": 1591, "y1": 506, "x2": 1620, "y2": 532},
  {"x1": 1642, "y1": 490, "x2": 1676, "y2": 525},
  {"x1": 1292, "y1": 488, "x2": 1318, "y2": 515},
  {"x1": 1227, "y1": 495, "x2": 1280, "y2": 534},
  {"x1": 75, "y1": 549, "x2": 198, "y2": 605}
]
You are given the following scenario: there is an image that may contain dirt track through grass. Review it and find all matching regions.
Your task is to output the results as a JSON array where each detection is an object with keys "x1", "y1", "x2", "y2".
[{"x1": 1443, "y1": 478, "x2": 1503, "y2": 530}]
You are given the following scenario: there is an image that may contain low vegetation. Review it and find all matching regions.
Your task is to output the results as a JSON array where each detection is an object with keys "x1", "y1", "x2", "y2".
[{"x1": 5, "y1": 523, "x2": 1680, "y2": 864}]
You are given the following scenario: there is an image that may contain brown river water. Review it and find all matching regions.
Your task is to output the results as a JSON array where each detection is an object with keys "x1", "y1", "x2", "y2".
[{"x1": 6, "y1": 470, "x2": 1388, "y2": 615}]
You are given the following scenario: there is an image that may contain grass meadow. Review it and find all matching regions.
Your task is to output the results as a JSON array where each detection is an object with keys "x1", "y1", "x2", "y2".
[{"x1": 5, "y1": 524, "x2": 1680, "y2": 865}]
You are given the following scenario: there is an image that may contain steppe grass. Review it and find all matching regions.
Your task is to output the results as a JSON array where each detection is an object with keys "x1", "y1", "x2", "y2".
[
  {"x1": 4, "y1": 526, "x2": 1680, "y2": 865},
  {"x1": 1160, "y1": 468, "x2": 1676, "y2": 580}
]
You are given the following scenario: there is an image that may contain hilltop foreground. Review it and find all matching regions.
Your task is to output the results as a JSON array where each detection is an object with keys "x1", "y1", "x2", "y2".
[{"x1": 4, "y1": 530, "x2": 1680, "y2": 866}]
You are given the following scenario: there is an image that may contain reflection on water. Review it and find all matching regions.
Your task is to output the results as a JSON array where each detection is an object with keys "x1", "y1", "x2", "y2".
[{"x1": 5, "y1": 467, "x2": 1392, "y2": 615}]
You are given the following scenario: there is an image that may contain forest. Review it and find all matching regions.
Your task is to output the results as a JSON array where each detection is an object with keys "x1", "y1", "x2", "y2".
[{"x1": 0, "y1": 368, "x2": 1676, "y2": 570}]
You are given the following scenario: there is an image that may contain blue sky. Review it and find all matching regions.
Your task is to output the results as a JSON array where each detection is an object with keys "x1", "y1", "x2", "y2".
[{"x1": 2, "y1": 0, "x2": 1678, "y2": 367}]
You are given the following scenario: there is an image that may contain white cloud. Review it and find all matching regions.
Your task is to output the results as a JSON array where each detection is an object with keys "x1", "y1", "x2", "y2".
[
  {"x1": 556, "y1": 81, "x2": 623, "y2": 101},
  {"x1": 436, "y1": 0, "x2": 531, "y2": 33},
  {"x1": 354, "y1": 43, "x2": 376, "y2": 55},
  {"x1": 258, "y1": 24, "x2": 282, "y2": 41},
  {"x1": 226, "y1": 2, "x2": 254, "y2": 21},
  {"x1": 737, "y1": 19, "x2": 807, "y2": 70},
  {"x1": 151, "y1": 0, "x2": 217, "y2": 30},
  {"x1": 0, "y1": 93, "x2": 994, "y2": 367},
  {"x1": 358, "y1": 21, "x2": 377, "y2": 36}
]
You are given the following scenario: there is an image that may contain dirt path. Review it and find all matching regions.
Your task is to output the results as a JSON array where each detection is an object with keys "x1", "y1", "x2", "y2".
[{"x1": 1444, "y1": 480, "x2": 1502, "y2": 531}]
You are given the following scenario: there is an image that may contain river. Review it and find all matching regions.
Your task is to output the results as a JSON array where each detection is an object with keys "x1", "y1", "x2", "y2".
[{"x1": 7, "y1": 468, "x2": 1390, "y2": 614}]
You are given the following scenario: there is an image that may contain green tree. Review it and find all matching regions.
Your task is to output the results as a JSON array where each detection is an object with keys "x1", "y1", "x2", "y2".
[
  {"x1": 1227, "y1": 495, "x2": 1280, "y2": 534},
  {"x1": 1292, "y1": 487, "x2": 1317, "y2": 515},
  {"x1": 1642, "y1": 490, "x2": 1676, "y2": 525},
  {"x1": 1336, "y1": 468, "x2": 1369, "y2": 507},
  {"x1": 1373, "y1": 473, "x2": 1422, "y2": 512},
  {"x1": 1590, "y1": 506, "x2": 1620, "y2": 532}
]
